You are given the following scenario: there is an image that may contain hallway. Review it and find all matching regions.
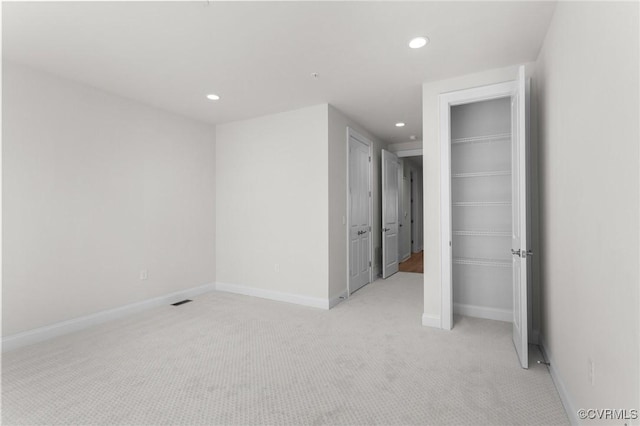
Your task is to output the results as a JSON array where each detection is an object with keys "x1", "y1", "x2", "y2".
[{"x1": 399, "y1": 250, "x2": 423, "y2": 273}]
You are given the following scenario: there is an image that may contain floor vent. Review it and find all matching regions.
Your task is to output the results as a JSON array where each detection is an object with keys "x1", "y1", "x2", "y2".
[{"x1": 171, "y1": 299, "x2": 192, "y2": 306}]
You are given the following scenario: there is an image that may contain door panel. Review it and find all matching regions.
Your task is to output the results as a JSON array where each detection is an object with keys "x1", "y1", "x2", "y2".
[
  {"x1": 511, "y1": 65, "x2": 529, "y2": 369},
  {"x1": 349, "y1": 134, "x2": 371, "y2": 294},
  {"x1": 382, "y1": 150, "x2": 400, "y2": 278}
]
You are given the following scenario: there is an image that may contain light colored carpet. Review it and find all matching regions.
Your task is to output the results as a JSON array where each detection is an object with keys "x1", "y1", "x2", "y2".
[{"x1": 2, "y1": 273, "x2": 568, "y2": 425}]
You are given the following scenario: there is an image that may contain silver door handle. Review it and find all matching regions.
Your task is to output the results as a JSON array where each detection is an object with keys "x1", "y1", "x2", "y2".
[
  {"x1": 511, "y1": 249, "x2": 521, "y2": 257},
  {"x1": 383, "y1": 228, "x2": 390, "y2": 232}
]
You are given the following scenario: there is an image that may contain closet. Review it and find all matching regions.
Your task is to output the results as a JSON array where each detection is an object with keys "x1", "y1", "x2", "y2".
[
  {"x1": 450, "y1": 98, "x2": 513, "y2": 320},
  {"x1": 439, "y1": 66, "x2": 530, "y2": 369}
]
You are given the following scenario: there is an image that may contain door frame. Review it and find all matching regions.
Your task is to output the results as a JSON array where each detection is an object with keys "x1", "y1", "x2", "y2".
[
  {"x1": 346, "y1": 127, "x2": 373, "y2": 296},
  {"x1": 438, "y1": 80, "x2": 517, "y2": 330}
]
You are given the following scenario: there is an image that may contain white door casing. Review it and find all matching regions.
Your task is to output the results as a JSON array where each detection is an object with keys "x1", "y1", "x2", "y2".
[
  {"x1": 382, "y1": 149, "x2": 400, "y2": 279},
  {"x1": 511, "y1": 65, "x2": 529, "y2": 369},
  {"x1": 348, "y1": 129, "x2": 372, "y2": 294}
]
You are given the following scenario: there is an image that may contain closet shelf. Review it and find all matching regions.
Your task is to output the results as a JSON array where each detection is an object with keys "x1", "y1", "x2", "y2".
[
  {"x1": 453, "y1": 257, "x2": 511, "y2": 268},
  {"x1": 453, "y1": 230, "x2": 511, "y2": 237},
  {"x1": 451, "y1": 133, "x2": 511, "y2": 145},
  {"x1": 452, "y1": 201, "x2": 511, "y2": 207},
  {"x1": 452, "y1": 171, "x2": 511, "y2": 178}
]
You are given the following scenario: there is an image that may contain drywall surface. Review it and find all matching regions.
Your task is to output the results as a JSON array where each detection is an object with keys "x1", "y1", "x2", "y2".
[
  {"x1": 328, "y1": 105, "x2": 387, "y2": 301},
  {"x1": 216, "y1": 105, "x2": 329, "y2": 300},
  {"x1": 536, "y1": 1, "x2": 639, "y2": 415},
  {"x1": 388, "y1": 141, "x2": 422, "y2": 153},
  {"x1": 3, "y1": 62, "x2": 216, "y2": 336}
]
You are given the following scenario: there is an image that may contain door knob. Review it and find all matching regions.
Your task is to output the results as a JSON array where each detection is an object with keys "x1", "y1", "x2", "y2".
[
  {"x1": 383, "y1": 227, "x2": 390, "y2": 232},
  {"x1": 511, "y1": 249, "x2": 521, "y2": 257}
]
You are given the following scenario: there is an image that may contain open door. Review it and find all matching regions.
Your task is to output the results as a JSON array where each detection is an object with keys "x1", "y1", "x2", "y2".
[
  {"x1": 511, "y1": 65, "x2": 529, "y2": 369},
  {"x1": 382, "y1": 149, "x2": 399, "y2": 279}
]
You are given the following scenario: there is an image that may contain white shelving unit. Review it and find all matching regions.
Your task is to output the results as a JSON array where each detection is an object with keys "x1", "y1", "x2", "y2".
[
  {"x1": 451, "y1": 133, "x2": 511, "y2": 145},
  {"x1": 450, "y1": 98, "x2": 513, "y2": 318}
]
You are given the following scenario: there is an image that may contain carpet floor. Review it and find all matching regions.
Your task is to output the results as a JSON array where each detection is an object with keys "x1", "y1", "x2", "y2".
[{"x1": 2, "y1": 273, "x2": 568, "y2": 425}]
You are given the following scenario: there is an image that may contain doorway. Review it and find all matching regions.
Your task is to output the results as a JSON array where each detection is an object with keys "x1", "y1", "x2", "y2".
[
  {"x1": 381, "y1": 149, "x2": 424, "y2": 278},
  {"x1": 439, "y1": 66, "x2": 530, "y2": 368},
  {"x1": 399, "y1": 156, "x2": 423, "y2": 273}
]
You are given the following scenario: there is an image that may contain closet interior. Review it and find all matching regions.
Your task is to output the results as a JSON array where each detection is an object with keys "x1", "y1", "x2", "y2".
[{"x1": 450, "y1": 97, "x2": 513, "y2": 320}]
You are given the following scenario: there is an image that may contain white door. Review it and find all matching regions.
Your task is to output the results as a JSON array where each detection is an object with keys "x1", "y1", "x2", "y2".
[
  {"x1": 348, "y1": 133, "x2": 371, "y2": 294},
  {"x1": 382, "y1": 149, "x2": 400, "y2": 278},
  {"x1": 511, "y1": 65, "x2": 529, "y2": 369}
]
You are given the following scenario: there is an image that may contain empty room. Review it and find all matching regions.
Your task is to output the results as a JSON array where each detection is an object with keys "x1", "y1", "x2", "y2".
[{"x1": 2, "y1": 1, "x2": 638, "y2": 425}]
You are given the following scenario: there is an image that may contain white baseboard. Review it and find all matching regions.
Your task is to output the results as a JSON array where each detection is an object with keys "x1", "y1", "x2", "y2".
[
  {"x1": 453, "y1": 302, "x2": 511, "y2": 322},
  {"x1": 422, "y1": 313, "x2": 441, "y2": 328},
  {"x1": 539, "y1": 335, "x2": 578, "y2": 425},
  {"x1": 401, "y1": 253, "x2": 411, "y2": 262},
  {"x1": 215, "y1": 282, "x2": 330, "y2": 310},
  {"x1": 2, "y1": 282, "x2": 216, "y2": 353},
  {"x1": 329, "y1": 289, "x2": 348, "y2": 309}
]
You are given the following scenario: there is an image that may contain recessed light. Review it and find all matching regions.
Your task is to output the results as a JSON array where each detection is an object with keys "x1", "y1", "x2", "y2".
[
  {"x1": 409, "y1": 36, "x2": 429, "y2": 49},
  {"x1": 395, "y1": 122, "x2": 405, "y2": 127},
  {"x1": 206, "y1": 94, "x2": 220, "y2": 101}
]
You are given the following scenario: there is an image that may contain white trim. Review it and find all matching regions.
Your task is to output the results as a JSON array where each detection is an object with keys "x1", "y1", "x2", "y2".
[
  {"x1": 329, "y1": 290, "x2": 348, "y2": 309},
  {"x1": 453, "y1": 303, "x2": 512, "y2": 322},
  {"x1": 346, "y1": 127, "x2": 374, "y2": 296},
  {"x1": 422, "y1": 313, "x2": 441, "y2": 328},
  {"x1": 439, "y1": 80, "x2": 518, "y2": 332},
  {"x1": 396, "y1": 148, "x2": 423, "y2": 157},
  {"x1": 539, "y1": 335, "x2": 579, "y2": 425},
  {"x1": 2, "y1": 282, "x2": 216, "y2": 352},
  {"x1": 215, "y1": 281, "x2": 329, "y2": 310}
]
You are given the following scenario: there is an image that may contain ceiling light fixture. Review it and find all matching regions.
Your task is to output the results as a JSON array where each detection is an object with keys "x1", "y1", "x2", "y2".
[
  {"x1": 409, "y1": 36, "x2": 429, "y2": 49},
  {"x1": 395, "y1": 122, "x2": 405, "y2": 127},
  {"x1": 206, "y1": 94, "x2": 220, "y2": 101}
]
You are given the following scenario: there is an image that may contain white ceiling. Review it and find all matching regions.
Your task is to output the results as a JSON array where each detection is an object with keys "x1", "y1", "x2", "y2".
[{"x1": 3, "y1": 1, "x2": 556, "y2": 144}]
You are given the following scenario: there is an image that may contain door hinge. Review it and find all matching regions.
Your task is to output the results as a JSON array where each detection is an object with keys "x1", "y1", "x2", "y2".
[
  {"x1": 369, "y1": 261, "x2": 372, "y2": 267},
  {"x1": 369, "y1": 191, "x2": 371, "y2": 197},
  {"x1": 369, "y1": 226, "x2": 372, "y2": 231},
  {"x1": 369, "y1": 156, "x2": 371, "y2": 162}
]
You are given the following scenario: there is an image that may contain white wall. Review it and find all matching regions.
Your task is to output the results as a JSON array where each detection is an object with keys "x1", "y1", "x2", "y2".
[
  {"x1": 328, "y1": 105, "x2": 387, "y2": 301},
  {"x1": 216, "y1": 105, "x2": 329, "y2": 301},
  {"x1": 421, "y1": 64, "x2": 534, "y2": 327},
  {"x1": 388, "y1": 141, "x2": 422, "y2": 153},
  {"x1": 535, "y1": 1, "x2": 639, "y2": 418},
  {"x1": 3, "y1": 62, "x2": 216, "y2": 336}
]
